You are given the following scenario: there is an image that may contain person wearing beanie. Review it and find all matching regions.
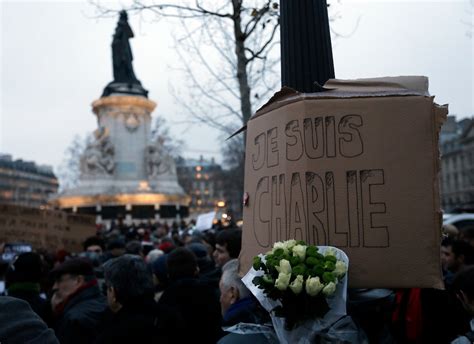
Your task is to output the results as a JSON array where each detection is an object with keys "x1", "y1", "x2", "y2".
[
  {"x1": 187, "y1": 242, "x2": 221, "y2": 290},
  {"x1": 0, "y1": 296, "x2": 59, "y2": 344},
  {"x1": 151, "y1": 254, "x2": 169, "y2": 301},
  {"x1": 5, "y1": 252, "x2": 50, "y2": 322},
  {"x1": 50, "y1": 258, "x2": 107, "y2": 344}
]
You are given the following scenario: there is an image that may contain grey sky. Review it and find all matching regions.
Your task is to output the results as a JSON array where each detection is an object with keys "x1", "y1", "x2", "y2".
[{"x1": 1, "y1": 0, "x2": 472, "y2": 172}]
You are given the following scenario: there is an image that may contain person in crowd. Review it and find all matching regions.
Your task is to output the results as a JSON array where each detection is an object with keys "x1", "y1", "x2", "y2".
[
  {"x1": 391, "y1": 287, "x2": 458, "y2": 343},
  {"x1": 5, "y1": 252, "x2": 50, "y2": 322},
  {"x1": 213, "y1": 229, "x2": 242, "y2": 268},
  {"x1": 83, "y1": 237, "x2": 105, "y2": 255},
  {"x1": 188, "y1": 243, "x2": 217, "y2": 276},
  {"x1": 441, "y1": 238, "x2": 474, "y2": 288},
  {"x1": 218, "y1": 259, "x2": 276, "y2": 343},
  {"x1": 50, "y1": 258, "x2": 107, "y2": 344},
  {"x1": 145, "y1": 248, "x2": 164, "y2": 264},
  {"x1": 93, "y1": 254, "x2": 177, "y2": 343},
  {"x1": 451, "y1": 266, "x2": 474, "y2": 343},
  {"x1": 443, "y1": 224, "x2": 460, "y2": 239},
  {"x1": 102, "y1": 238, "x2": 126, "y2": 262},
  {"x1": 158, "y1": 247, "x2": 223, "y2": 343},
  {"x1": 188, "y1": 242, "x2": 221, "y2": 290},
  {"x1": 124, "y1": 240, "x2": 144, "y2": 257},
  {"x1": 151, "y1": 254, "x2": 169, "y2": 301},
  {"x1": 80, "y1": 237, "x2": 106, "y2": 271},
  {"x1": 460, "y1": 226, "x2": 474, "y2": 248},
  {"x1": 158, "y1": 238, "x2": 175, "y2": 254},
  {"x1": 0, "y1": 296, "x2": 59, "y2": 344}
]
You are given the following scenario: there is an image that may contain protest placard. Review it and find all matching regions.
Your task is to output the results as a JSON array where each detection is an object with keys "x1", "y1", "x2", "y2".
[
  {"x1": 239, "y1": 77, "x2": 446, "y2": 288},
  {"x1": 0, "y1": 204, "x2": 96, "y2": 252}
]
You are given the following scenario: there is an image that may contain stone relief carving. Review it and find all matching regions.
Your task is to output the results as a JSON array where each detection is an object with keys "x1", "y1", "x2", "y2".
[
  {"x1": 80, "y1": 127, "x2": 115, "y2": 176},
  {"x1": 145, "y1": 139, "x2": 176, "y2": 179},
  {"x1": 124, "y1": 113, "x2": 140, "y2": 132}
]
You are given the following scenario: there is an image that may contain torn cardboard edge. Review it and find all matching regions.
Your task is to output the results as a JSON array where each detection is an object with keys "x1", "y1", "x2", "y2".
[
  {"x1": 230, "y1": 76, "x2": 432, "y2": 139},
  {"x1": 432, "y1": 104, "x2": 449, "y2": 289}
]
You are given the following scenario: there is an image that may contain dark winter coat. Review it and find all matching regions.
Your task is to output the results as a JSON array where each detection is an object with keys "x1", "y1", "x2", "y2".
[
  {"x1": 0, "y1": 296, "x2": 58, "y2": 344},
  {"x1": 93, "y1": 297, "x2": 182, "y2": 344},
  {"x1": 7, "y1": 283, "x2": 51, "y2": 323},
  {"x1": 158, "y1": 277, "x2": 223, "y2": 343},
  {"x1": 53, "y1": 284, "x2": 107, "y2": 344},
  {"x1": 218, "y1": 296, "x2": 275, "y2": 344}
]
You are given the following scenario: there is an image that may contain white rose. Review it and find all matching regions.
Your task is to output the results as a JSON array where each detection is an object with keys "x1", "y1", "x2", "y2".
[
  {"x1": 272, "y1": 241, "x2": 287, "y2": 254},
  {"x1": 285, "y1": 239, "x2": 297, "y2": 250},
  {"x1": 322, "y1": 282, "x2": 337, "y2": 297},
  {"x1": 275, "y1": 272, "x2": 291, "y2": 291},
  {"x1": 305, "y1": 276, "x2": 324, "y2": 296},
  {"x1": 289, "y1": 275, "x2": 304, "y2": 294},
  {"x1": 292, "y1": 244, "x2": 307, "y2": 261},
  {"x1": 333, "y1": 261, "x2": 347, "y2": 278},
  {"x1": 275, "y1": 259, "x2": 292, "y2": 274}
]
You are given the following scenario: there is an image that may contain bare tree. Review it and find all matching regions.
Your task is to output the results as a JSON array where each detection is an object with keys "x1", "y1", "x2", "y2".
[
  {"x1": 92, "y1": 0, "x2": 281, "y2": 135},
  {"x1": 56, "y1": 134, "x2": 88, "y2": 192},
  {"x1": 150, "y1": 115, "x2": 185, "y2": 157}
]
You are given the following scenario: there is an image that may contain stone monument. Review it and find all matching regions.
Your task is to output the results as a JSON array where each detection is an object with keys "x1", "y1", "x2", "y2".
[{"x1": 52, "y1": 11, "x2": 189, "y2": 224}]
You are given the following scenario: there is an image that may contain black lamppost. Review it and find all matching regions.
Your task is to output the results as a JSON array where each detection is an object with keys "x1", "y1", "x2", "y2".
[{"x1": 280, "y1": 0, "x2": 335, "y2": 92}]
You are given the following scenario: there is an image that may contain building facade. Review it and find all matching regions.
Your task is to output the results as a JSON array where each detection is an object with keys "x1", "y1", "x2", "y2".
[
  {"x1": 0, "y1": 154, "x2": 59, "y2": 208},
  {"x1": 176, "y1": 156, "x2": 225, "y2": 215},
  {"x1": 440, "y1": 116, "x2": 474, "y2": 212}
]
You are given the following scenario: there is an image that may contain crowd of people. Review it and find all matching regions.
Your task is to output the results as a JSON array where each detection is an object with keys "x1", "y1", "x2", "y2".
[{"x1": 0, "y1": 220, "x2": 474, "y2": 343}]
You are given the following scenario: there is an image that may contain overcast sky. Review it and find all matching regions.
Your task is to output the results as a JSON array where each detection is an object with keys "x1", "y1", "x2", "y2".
[{"x1": 1, "y1": 0, "x2": 472, "y2": 172}]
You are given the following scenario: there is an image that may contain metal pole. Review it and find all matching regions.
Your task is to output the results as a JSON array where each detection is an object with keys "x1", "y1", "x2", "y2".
[{"x1": 280, "y1": 0, "x2": 335, "y2": 92}]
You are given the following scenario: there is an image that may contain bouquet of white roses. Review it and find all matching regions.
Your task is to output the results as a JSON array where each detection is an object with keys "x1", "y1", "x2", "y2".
[{"x1": 249, "y1": 240, "x2": 348, "y2": 332}]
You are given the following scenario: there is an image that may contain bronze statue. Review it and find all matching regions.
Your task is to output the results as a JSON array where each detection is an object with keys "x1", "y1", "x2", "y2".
[
  {"x1": 112, "y1": 11, "x2": 138, "y2": 83},
  {"x1": 102, "y1": 10, "x2": 148, "y2": 97}
]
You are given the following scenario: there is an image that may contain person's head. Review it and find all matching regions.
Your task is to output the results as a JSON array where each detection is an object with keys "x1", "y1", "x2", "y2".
[
  {"x1": 107, "y1": 238, "x2": 126, "y2": 257},
  {"x1": 219, "y1": 259, "x2": 250, "y2": 316},
  {"x1": 213, "y1": 229, "x2": 242, "y2": 268},
  {"x1": 452, "y1": 266, "x2": 474, "y2": 315},
  {"x1": 441, "y1": 238, "x2": 474, "y2": 273},
  {"x1": 187, "y1": 243, "x2": 214, "y2": 274},
  {"x1": 166, "y1": 247, "x2": 198, "y2": 281},
  {"x1": 82, "y1": 236, "x2": 105, "y2": 254},
  {"x1": 103, "y1": 254, "x2": 154, "y2": 313},
  {"x1": 5, "y1": 252, "x2": 43, "y2": 288},
  {"x1": 125, "y1": 240, "x2": 144, "y2": 257},
  {"x1": 442, "y1": 224, "x2": 459, "y2": 239},
  {"x1": 158, "y1": 239, "x2": 175, "y2": 254},
  {"x1": 51, "y1": 258, "x2": 95, "y2": 305},
  {"x1": 151, "y1": 254, "x2": 169, "y2": 291},
  {"x1": 146, "y1": 249, "x2": 164, "y2": 264}
]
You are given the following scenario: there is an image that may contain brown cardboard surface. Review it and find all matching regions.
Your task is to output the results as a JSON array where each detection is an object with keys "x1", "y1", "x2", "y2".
[
  {"x1": 0, "y1": 204, "x2": 96, "y2": 252},
  {"x1": 240, "y1": 80, "x2": 446, "y2": 288}
]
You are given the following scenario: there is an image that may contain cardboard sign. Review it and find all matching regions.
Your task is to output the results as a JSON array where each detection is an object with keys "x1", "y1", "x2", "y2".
[
  {"x1": 0, "y1": 204, "x2": 96, "y2": 253},
  {"x1": 239, "y1": 77, "x2": 446, "y2": 288}
]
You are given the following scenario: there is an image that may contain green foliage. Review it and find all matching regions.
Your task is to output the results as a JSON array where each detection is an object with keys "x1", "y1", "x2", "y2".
[{"x1": 252, "y1": 240, "x2": 346, "y2": 331}]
